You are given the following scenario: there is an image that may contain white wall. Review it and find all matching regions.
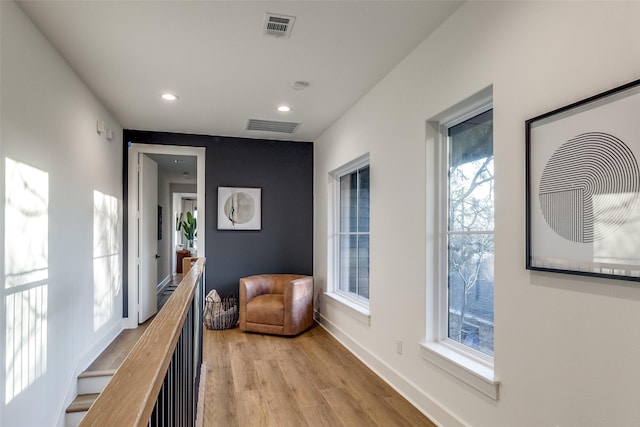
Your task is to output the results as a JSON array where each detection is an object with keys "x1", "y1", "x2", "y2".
[
  {"x1": 314, "y1": 2, "x2": 640, "y2": 426},
  {"x1": 1, "y1": 2, "x2": 124, "y2": 425}
]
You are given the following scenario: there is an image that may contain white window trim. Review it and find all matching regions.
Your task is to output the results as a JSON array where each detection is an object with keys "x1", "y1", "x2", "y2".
[
  {"x1": 323, "y1": 291, "x2": 371, "y2": 325},
  {"x1": 420, "y1": 341, "x2": 498, "y2": 399},
  {"x1": 422, "y1": 87, "x2": 499, "y2": 400},
  {"x1": 327, "y1": 153, "x2": 371, "y2": 321}
]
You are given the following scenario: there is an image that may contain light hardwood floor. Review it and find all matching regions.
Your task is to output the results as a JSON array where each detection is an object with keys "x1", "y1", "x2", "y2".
[
  {"x1": 86, "y1": 320, "x2": 150, "y2": 372},
  {"x1": 198, "y1": 324, "x2": 437, "y2": 427}
]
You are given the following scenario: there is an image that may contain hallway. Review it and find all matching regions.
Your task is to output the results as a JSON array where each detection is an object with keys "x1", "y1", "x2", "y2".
[{"x1": 197, "y1": 325, "x2": 436, "y2": 427}]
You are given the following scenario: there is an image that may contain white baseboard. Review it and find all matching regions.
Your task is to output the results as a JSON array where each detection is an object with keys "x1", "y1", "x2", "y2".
[
  {"x1": 156, "y1": 274, "x2": 171, "y2": 294},
  {"x1": 314, "y1": 311, "x2": 466, "y2": 427}
]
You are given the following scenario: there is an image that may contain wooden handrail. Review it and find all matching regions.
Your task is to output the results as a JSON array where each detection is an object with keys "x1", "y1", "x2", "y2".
[{"x1": 80, "y1": 258, "x2": 206, "y2": 427}]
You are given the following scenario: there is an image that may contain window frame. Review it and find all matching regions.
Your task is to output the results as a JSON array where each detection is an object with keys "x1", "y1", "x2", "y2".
[
  {"x1": 440, "y1": 103, "x2": 494, "y2": 361},
  {"x1": 421, "y1": 90, "x2": 499, "y2": 400},
  {"x1": 327, "y1": 154, "x2": 371, "y2": 320}
]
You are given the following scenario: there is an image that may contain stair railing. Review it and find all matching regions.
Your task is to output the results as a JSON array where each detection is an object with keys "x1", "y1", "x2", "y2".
[{"x1": 80, "y1": 258, "x2": 205, "y2": 427}]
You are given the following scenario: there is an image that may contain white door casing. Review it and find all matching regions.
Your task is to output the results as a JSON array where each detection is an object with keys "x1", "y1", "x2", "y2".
[{"x1": 126, "y1": 144, "x2": 206, "y2": 329}]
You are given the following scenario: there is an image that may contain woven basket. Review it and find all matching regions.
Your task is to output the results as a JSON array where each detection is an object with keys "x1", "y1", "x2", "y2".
[{"x1": 203, "y1": 292, "x2": 238, "y2": 330}]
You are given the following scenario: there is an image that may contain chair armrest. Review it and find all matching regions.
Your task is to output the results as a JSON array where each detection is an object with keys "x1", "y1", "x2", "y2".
[
  {"x1": 283, "y1": 276, "x2": 314, "y2": 334},
  {"x1": 283, "y1": 276, "x2": 313, "y2": 303},
  {"x1": 239, "y1": 275, "x2": 274, "y2": 331}
]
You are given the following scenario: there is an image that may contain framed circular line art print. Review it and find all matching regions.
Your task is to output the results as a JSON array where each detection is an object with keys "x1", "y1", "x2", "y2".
[
  {"x1": 217, "y1": 187, "x2": 261, "y2": 230},
  {"x1": 526, "y1": 78, "x2": 640, "y2": 281}
]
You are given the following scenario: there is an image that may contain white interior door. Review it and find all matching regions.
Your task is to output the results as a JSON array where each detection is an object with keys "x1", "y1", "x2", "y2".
[{"x1": 138, "y1": 153, "x2": 158, "y2": 323}]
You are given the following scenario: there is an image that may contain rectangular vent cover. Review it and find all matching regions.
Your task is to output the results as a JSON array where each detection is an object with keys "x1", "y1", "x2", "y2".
[
  {"x1": 263, "y1": 13, "x2": 295, "y2": 38},
  {"x1": 247, "y1": 119, "x2": 300, "y2": 134}
]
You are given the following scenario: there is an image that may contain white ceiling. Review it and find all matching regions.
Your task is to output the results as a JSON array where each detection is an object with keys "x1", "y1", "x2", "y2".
[
  {"x1": 147, "y1": 153, "x2": 198, "y2": 184},
  {"x1": 17, "y1": 0, "x2": 462, "y2": 142}
]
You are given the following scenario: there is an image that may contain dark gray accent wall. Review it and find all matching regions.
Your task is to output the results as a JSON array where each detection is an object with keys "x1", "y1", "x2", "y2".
[{"x1": 123, "y1": 130, "x2": 313, "y2": 303}]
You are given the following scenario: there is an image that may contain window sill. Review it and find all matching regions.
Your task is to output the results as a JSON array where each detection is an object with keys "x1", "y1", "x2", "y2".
[
  {"x1": 323, "y1": 292, "x2": 371, "y2": 326},
  {"x1": 420, "y1": 341, "x2": 499, "y2": 400}
]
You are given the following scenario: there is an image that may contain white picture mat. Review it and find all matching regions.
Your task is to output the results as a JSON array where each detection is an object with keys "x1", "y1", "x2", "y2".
[
  {"x1": 217, "y1": 187, "x2": 261, "y2": 230},
  {"x1": 529, "y1": 86, "x2": 640, "y2": 276}
]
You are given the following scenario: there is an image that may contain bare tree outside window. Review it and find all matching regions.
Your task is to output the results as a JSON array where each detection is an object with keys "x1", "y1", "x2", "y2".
[{"x1": 447, "y1": 110, "x2": 494, "y2": 356}]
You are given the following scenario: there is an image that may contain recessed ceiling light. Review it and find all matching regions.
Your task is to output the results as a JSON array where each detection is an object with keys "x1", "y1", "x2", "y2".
[
  {"x1": 292, "y1": 81, "x2": 310, "y2": 90},
  {"x1": 161, "y1": 93, "x2": 178, "y2": 101},
  {"x1": 277, "y1": 105, "x2": 291, "y2": 112}
]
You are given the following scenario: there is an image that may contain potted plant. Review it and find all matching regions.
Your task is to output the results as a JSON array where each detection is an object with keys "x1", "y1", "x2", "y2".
[{"x1": 178, "y1": 211, "x2": 197, "y2": 251}]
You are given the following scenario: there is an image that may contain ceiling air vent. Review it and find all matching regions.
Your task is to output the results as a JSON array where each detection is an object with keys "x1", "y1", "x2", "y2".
[
  {"x1": 262, "y1": 13, "x2": 295, "y2": 38},
  {"x1": 247, "y1": 119, "x2": 300, "y2": 134}
]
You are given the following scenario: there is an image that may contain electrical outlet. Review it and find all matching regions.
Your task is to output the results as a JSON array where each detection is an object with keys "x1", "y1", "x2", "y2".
[{"x1": 396, "y1": 338, "x2": 402, "y2": 355}]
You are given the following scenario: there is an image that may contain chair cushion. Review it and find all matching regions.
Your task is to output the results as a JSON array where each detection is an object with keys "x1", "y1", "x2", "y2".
[{"x1": 246, "y1": 294, "x2": 284, "y2": 326}]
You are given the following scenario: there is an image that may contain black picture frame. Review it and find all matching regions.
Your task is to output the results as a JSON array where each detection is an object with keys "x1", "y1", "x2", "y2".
[
  {"x1": 526, "y1": 78, "x2": 640, "y2": 282},
  {"x1": 158, "y1": 205, "x2": 163, "y2": 240},
  {"x1": 217, "y1": 187, "x2": 262, "y2": 230}
]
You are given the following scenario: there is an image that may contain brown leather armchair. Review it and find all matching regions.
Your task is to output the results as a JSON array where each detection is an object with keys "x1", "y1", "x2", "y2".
[{"x1": 239, "y1": 274, "x2": 314, "y2": 336}]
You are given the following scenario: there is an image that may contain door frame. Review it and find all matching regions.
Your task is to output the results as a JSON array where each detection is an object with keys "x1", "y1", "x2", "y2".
[{"x1": 126, "y1": 143, "x2": 206, "y2": 329}]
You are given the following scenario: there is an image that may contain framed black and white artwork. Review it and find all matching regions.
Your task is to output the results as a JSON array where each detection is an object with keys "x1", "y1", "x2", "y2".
[
  {"x1": 217, "y1": 187, "x2": 261, "y2": 230},
  {"x1": 526, "y1": 78, "x2": 640, "y2": 281}
]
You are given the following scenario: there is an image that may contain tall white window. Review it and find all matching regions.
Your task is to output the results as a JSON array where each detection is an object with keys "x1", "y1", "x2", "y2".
[
  {"x1": 444, "y1": 108, "x2": 494, "y2": 356},
  {"x1": 332, "y1": 155, "x2": 370, "y2": 305},
  {"x1": 423, "y1": 93, "x2": 498, "y2": 399}
]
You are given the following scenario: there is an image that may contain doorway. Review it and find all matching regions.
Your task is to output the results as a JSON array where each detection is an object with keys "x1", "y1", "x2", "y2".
[
  {"x1": 126, "y1": 144, "x2": 205, "y2": 328},
  {"x1": 172, "y1": 191, "x2": 197, "y2": 274}
]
